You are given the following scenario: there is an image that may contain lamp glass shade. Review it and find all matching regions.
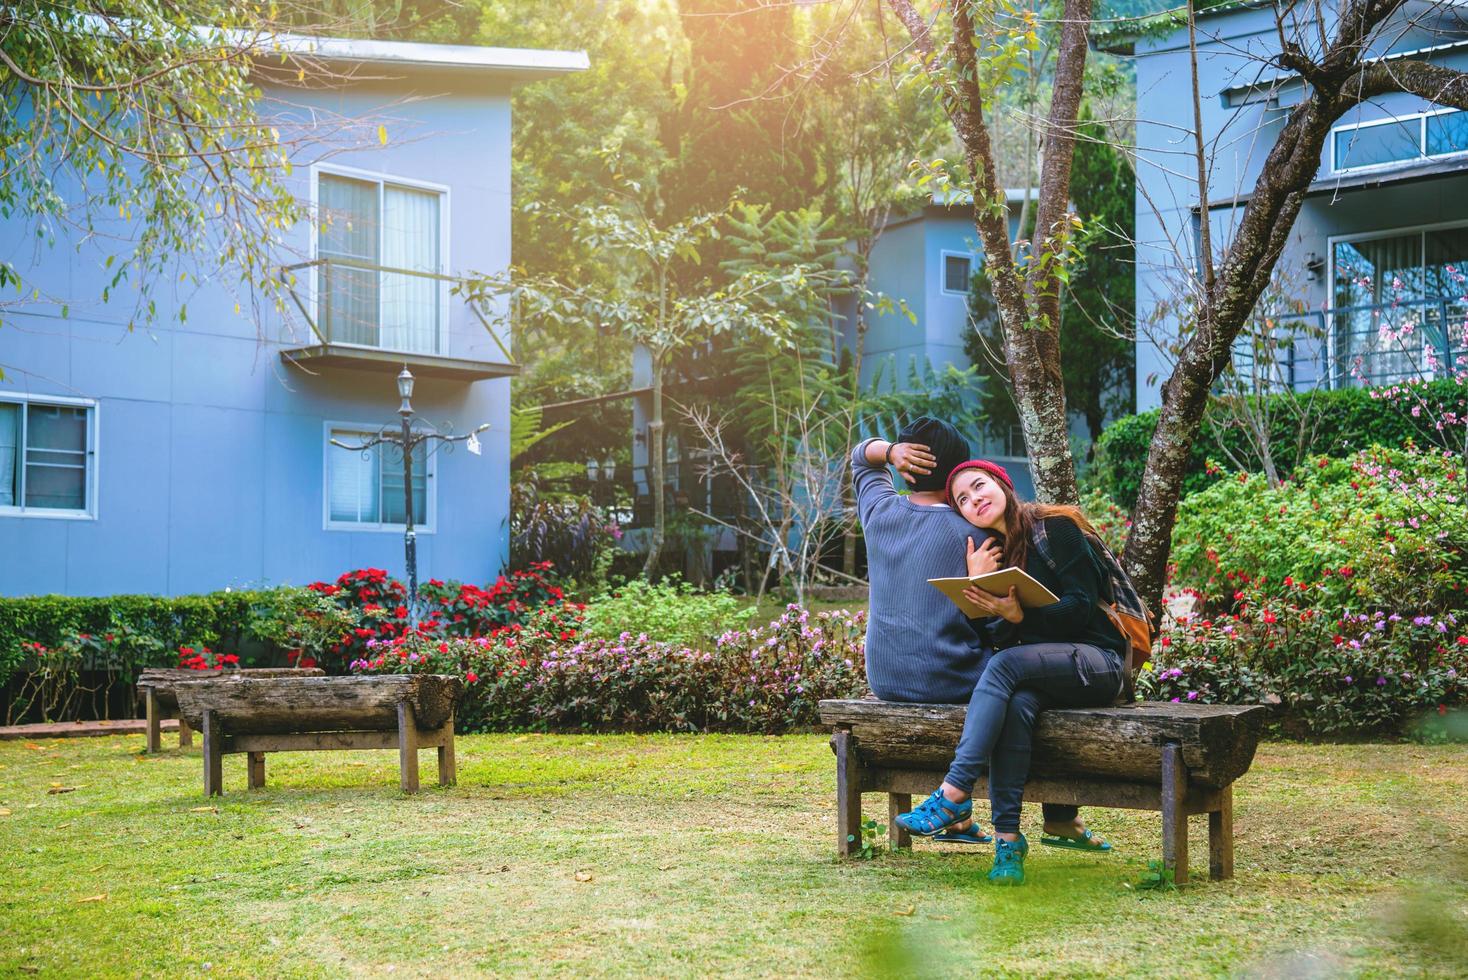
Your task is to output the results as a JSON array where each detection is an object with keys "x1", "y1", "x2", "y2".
[
  {"x1": 396, "y1": 366, "x2": 415, "y2": 401},
  {"x1": 586, "y1": 459, "x2": 600, "y2": 481},
  {"x1": 602, "y1": 457, "x2": 616, "y2": 482}
]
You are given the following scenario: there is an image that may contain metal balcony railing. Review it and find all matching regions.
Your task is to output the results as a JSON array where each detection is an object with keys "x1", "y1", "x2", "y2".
[
  {"x1": 1233, "y1": 296, "x2": 1468, "y2": 392},
  {"x1": 279, "y1": 257, "x2": 514, "y2": 366}
]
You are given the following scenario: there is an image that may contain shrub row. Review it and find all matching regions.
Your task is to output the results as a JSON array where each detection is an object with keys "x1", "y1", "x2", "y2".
[
  {"x1": 1139, "y1": 580, "x2": 1466, "y2": 737},
  {"x1": 352, "y1": 603, "x2": 869, "y2": 734},
  {"x1": 1088, "y1": 380, "x2": 1466, "y2": 509},
  {"x1": 0, "y1": 590, "x2": 276, "y2": 689}
]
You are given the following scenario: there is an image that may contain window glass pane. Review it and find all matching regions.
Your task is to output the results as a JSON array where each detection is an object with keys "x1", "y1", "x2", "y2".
[
  {"x1": 1333, "y1": 232, "x2": 1423, "y2": 307},
  {"x1": 1426, "y1": 110, "x2": 1468, "y2": 156},
  {"x1": 944, "y1": 255, "x2": 971, "y2": 292},
  {"x1": 380, "y1": 439, "x2": 428, "y2": 526},
  {"x1": 24, "y1": 405, "x2": 86, "y2": 510},
  {"x1": 381, "y1": 186, "x2": 441, "y2": 353},
  {"x1": 0, "y1": 404, "x2": 17, "y2": 507},
  {"x1": 328, "y1": 431, "x2": 379, "y2": 523},
  {"x1": 1423, "y1": 226, "x2": 1468, "y2": 299},
  {"x1": 1334, "y1": 117, "x2": 1421, "y2": 170},
  {"x1": 319, "y1": 175, "x2": 380, "y2": 346}
]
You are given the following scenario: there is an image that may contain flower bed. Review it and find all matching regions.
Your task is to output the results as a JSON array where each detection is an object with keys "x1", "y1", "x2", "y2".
[{"x1": 350, "y1": 604, "x2": 869, "y2": 735}]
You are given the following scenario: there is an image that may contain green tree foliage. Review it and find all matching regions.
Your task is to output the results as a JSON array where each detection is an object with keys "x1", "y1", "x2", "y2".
[{"x1": 0, "y1": 2, "x2": 306, "y2": 353}]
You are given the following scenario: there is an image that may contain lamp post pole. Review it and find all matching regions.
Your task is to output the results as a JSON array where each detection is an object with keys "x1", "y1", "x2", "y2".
[
  {"x1": 398, "y1": 367, "x2": 419, "y2": 623},
  {"x1": 332, "y1": 365, "x2": 489, "y2": 630}
]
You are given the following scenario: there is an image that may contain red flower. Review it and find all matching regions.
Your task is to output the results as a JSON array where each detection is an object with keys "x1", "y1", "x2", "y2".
[
  {"x1": 465, "y1": 671, "x2": 479, "y2": 684},
  {"x1": 1333, "y1": 634, "x2": 1344, "y2": 646},
  {"x1": 394, "y1": 605, "x2": 408, "y2": 619}
]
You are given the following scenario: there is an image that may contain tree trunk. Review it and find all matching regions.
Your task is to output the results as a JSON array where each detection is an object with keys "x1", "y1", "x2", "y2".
[{"x1": 642, "y1": 355, "x2": 667, "y2": 579}]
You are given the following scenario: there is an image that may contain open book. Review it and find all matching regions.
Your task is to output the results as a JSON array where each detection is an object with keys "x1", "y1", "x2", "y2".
[{"x1": 927, "y1": 567, "x2": 1061, "y2": 618}]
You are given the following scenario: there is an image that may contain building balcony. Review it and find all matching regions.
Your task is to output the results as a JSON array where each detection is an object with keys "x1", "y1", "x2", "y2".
[{"x1": 277, "y1": 257, "x2": 519, "y2": 381}]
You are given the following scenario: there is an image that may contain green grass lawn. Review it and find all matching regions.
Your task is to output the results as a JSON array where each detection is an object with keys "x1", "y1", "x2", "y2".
[{"x1": 1, "y1": 733, "x2": 1464, "y2": 978}]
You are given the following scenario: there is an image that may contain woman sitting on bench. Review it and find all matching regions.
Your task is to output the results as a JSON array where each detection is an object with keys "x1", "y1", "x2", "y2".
[{"x1": 895, "y1": 459, "x2": 1128, "y2": 885}]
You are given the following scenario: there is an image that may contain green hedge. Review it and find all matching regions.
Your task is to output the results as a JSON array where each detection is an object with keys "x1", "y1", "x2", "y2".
[
  {"x1": 1089, "y1": 381, "x2": 1467, "y2": 509},
  {"x1": 0, "y1": 591, "x2": 274, "y2": 687}
]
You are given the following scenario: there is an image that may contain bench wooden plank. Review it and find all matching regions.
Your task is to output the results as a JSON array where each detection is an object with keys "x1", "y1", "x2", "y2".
[
  {"x1": 175, "y1": 675, "x2": 461, "y2": 735},
  {"x1": 818, "y1": 699, "x2": 1266, "y2": 789}
]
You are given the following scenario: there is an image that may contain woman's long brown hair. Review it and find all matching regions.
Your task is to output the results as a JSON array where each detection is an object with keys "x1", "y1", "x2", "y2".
[{"x1": 990, "y1": 479, "x2": 1101, "y2": 571}]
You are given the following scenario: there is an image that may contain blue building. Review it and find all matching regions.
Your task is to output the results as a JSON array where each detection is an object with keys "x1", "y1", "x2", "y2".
[
  {"x1": 1131, "y1": 2, "x2": 1468, "y2": 409},
  {"x1": 0, "y1": 35, "x2": 587, "y2": 596}
]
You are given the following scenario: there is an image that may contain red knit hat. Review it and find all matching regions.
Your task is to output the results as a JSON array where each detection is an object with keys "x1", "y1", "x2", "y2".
[{"x1": 945, "y1": 459, "x2": 1015, "y2": 506}]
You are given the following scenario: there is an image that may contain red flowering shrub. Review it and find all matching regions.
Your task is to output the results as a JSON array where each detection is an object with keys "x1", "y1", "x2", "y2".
[
  {"x1": 177, "y1": 645, "x2": 240, "y2": 670},
  {"x1": 306, "y1": 563, "x2": 568, "y2": 670}
]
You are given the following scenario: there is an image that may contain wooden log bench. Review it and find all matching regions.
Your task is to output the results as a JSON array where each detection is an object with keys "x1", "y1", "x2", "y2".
[
  {"x1": 174, "y1": 675, "x2": 462, "y2": 796},
  {"x1": 817, "y1": 699, "x2": 1267, "y2": 884},
  {"x1": 136, "y1": 668, "x2": 323, "y2": 753}
]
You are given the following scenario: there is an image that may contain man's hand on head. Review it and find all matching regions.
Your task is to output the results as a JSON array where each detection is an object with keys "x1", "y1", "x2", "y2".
[{"x1": 889, "y1": 442, "x2": 936, "y2": 486}]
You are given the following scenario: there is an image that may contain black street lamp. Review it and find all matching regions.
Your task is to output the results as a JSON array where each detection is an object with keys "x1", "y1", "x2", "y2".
[{"x1": 331, "y1": 365, "x2": 489, "y2": 628}]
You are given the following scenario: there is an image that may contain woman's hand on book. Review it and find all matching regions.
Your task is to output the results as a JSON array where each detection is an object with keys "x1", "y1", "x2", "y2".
[
  {"x1": 889, "y1": 442, "x2": 936, "y2": 485},
  {"x1": 962, "y1": 585, "x2": 1024, "y2": 624},
  {"x1": 965, "y1": 536, "x2": 1001, "y2": 577}
]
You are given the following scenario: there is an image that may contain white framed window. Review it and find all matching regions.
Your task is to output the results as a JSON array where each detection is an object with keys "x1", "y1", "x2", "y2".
[
  {"x1": 323, "y1": 423, "x2": 435, "y2": 533},
  {"x1": 941, "y1": 251, "x2": 974, "y2": 295},
  {"x1": 313, "y1": 165, "x2": 449, "y2": 355},
  {"x1": 0, "y1": 394, "x2": 98, "y2": 520},
  {"x1": 1331, "y1": 107, "x2": 1468, "y2": 174}
]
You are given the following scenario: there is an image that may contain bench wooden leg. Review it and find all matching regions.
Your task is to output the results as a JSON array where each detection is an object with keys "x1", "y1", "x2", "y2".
[
  {"x1": 145, "y1": 688, "x2": 161, "y2": 754},
  {"x1": 398, "y1": 702, "x2": 420, "y2": 794},
  {"x1": 1161, "y1": 742, "x2": 1189, "y2": 885},
  {"x1": 437, "y1": 715, "x2": 456, "y2": 787},
  {"x1": 833, "y1": 730, "x2": 862, "y2": 858},
  {"x1": 177, "y1": 715, "x2": 194, "y2": 749},
  {"x1": 247, "y1": 751, "x2": 266, "y2": 790},
  {"x1": 202, "y1": 709, "x2": 223, "y2": 797},
  {"x1": 1209, "y1": 785, "x2": 1234, "y2": 881},
  {"x1": 888, "y1": 793, "x2": 912, "y2": 851}
]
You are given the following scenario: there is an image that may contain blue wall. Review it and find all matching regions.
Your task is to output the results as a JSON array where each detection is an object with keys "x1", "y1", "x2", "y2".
[{"x1": 0, "y1": 75, "x2": 517, "y2": 596}]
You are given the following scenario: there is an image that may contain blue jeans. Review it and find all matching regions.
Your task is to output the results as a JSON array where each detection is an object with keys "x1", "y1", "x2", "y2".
[{"x1": 944, "y1": 642, "x2": 1125, "y2": 834}]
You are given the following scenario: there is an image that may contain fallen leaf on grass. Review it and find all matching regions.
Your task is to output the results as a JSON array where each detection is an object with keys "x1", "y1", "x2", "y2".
[
  {"x1": 77, "y1": 894, "x2": 107, "y2": 903},
  {"x1": 89, "y1": 865, "x2": 105, "y2": 873},
  {"x1": 47, "y1": 786, "x2": 77, "y2": 795},
  {"x1": 23, "y1": 742, "x2": 43, "y2": 751},
  {"x1": 573, "y1": 870, "x2": 594, "y2": 883},
  {"x1": 513, "y1": 736, "x2": 529, "y2": 743},
  {"x1": 893, "y1": 905, "x2": 915, "y2": 917},
  {"x1": 189, "y1": 806, "x2": 218, "y2": 813},
  {"x1": 0, "y1": 808, "x2": 11, "y2": 816}
]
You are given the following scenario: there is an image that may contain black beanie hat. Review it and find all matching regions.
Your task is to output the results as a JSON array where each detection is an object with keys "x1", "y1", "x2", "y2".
[{"x1": 895, "y1": 416, "x2": 970, "y2": 493}]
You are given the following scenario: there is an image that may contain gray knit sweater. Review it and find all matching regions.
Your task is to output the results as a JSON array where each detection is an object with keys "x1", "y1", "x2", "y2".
[{"x1": 851, "y1": 439, "x2": 996, "y2": 703}]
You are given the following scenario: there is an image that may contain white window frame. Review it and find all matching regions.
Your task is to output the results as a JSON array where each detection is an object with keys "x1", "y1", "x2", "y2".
[
  {"x1": 0, "y1": 393, "x2": 99, "y2": 521},
  {"x1": 1329, "y1": 106, "x2": 1468, "y2": 175},
  {"x1": 940, "y1": 250, "x2": 976, "y2": 296},
  {"x1": 309, "y1": 162, "x2": 452, "y2": 356},
  {"x1": 322, "y1": 420, "x2": 437, "y2": 534}
]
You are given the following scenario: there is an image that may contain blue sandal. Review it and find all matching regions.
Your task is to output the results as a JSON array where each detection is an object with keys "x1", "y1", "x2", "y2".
[
  {"x1": 894, "y1": 789, "x2": 973, "y2": 837},
  {"x1": 933, "y1": 824, "x2": 993, "y2": 845},
  {"x1": 988, "y1": 833, "x2": 1028, "y2": 885}
]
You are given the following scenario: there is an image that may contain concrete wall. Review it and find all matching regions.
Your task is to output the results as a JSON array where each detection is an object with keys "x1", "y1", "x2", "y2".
[{"x1": 0, "y1": 74, "x2": 517, "y2": 596}]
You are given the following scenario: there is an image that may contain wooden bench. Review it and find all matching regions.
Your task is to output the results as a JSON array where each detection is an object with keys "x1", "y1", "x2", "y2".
[
  {"x1": 817, "y1": 699, "x2": 1266, "y2": 883},
  {"x1": 137, "y1": 667, "x2": 324, "y2": 753},
  {"x1": 174, "y1": 675, "x2": 462, "y2": 796}
]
